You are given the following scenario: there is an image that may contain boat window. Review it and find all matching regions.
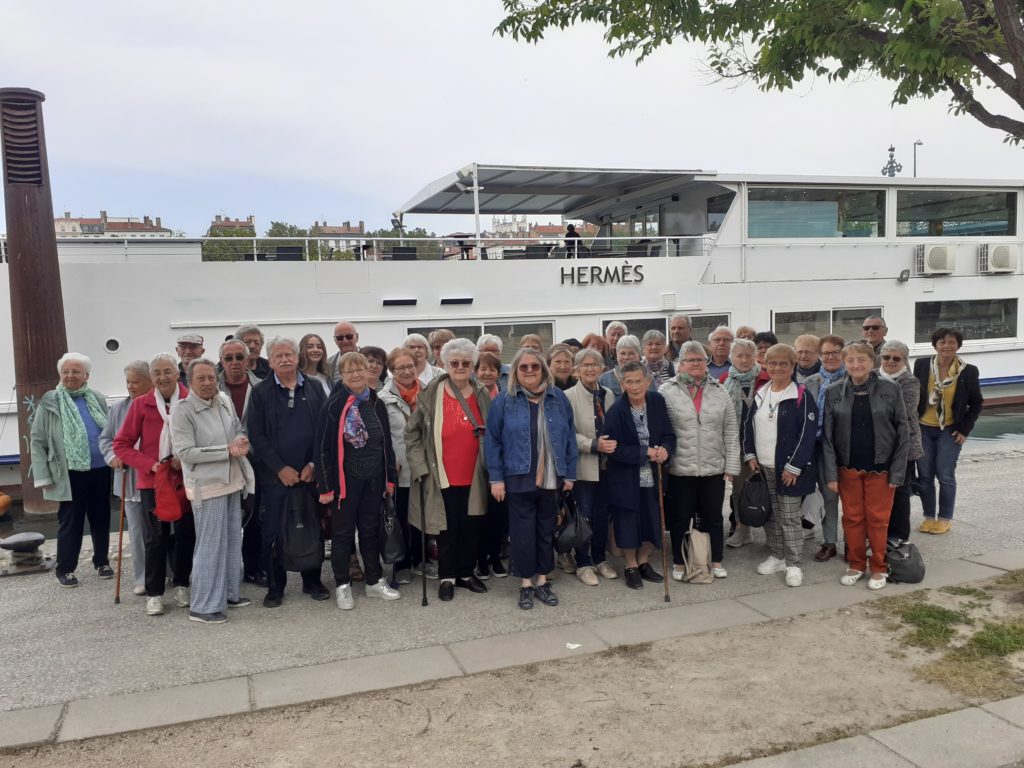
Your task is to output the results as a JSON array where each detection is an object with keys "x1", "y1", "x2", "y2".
[
  {"x1": 707, "y1": 193, "x2": 735, "y2": 233},
  {"x1": 483, "y1": 322, "x2": 554, "y2": 363},
  {"x1": 897, "y1": 190, "x2": 1017, "y2": 237},
  {"x1": 831, "y1": 307, "x2": 883, "y2": 342},
  {"x1": 772, "y1": 306, "x2": 882, "y2": 344},
  {"x1": 630, "y1": 215, "x2": 642, "y2": 238},
  {"x1": 914, "y1": 299, "x2": 1018, "y2": 343},
  {"x1": 611, "y1": 218, "x2": 630, "y2": 239},
  {"x1": 748, "y1": 188, "x2": 885, "y2": 238},
  {"x1": 690, "y1": 314, "x2": 731, "y2": 342},
  {"x1": 644, "y1": 209, "x2": 660, "y2": 237}
]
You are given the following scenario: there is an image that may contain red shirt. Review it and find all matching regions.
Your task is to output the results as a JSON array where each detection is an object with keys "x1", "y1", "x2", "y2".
[
  {"x1": 441, "y1": 390, "x2": 482, "y2": 486},
  {"x1": 112, "y1": 384, "x2": 188, "y2": 489}
]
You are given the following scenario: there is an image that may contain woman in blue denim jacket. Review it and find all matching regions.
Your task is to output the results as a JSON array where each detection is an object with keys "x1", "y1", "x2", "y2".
[{"x1": 485, "y1": 348, "x2": 578, "y2": 611}]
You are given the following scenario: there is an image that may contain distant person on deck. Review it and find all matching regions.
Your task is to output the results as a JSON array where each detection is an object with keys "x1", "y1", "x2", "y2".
[
  {"x1": 565, "y1": 223, "x2": 582, "y2": 257},
  {"x1": 707, "y1": 326, "x2": 734, "y2": 380},
  {"x1": 235, "y1": 323, "x2": 272, "y2": 380}
]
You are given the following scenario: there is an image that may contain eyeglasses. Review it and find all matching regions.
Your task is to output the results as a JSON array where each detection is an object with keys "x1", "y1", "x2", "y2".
[
  {"x1": 393, "y1": 364, "x2": 416, "y2": 373},
  {"x1": 862, "y1": 325, "x2": 882, "y2": 331},
  {"x1": 342, "y1": 366, "x2": 367, "y2": 374},
  {"x1": 406, "y1": 345, "x2": 426, "y2": 351},
  {"x1": 222, "y1": 354, "x2": 246, "y2": 362},
  {"x1": 681, "y1": 357, "x2": 707, "y2": 365},
  {"x1": 881, "y1": 355, "x2": 903, "y2": 362},
  {"x1": 335, "y1": 333, "x2": 355, "y2": 341},
  {"x1": 518, "y1": 363, "x2": 541, "y2": 372},
  {"x1": 820, "y1": 350, "x2": 842, "y2": 358},
  {"x1": 766, "y1": 361, "x2": 793, "y2": 369},
  {"x1": 448, "y1": 360, "x2": 473, "y2": 369}
]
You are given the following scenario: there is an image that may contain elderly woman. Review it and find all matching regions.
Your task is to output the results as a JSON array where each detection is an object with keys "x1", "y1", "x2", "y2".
[
  {"x1": 170, "y1": 359, "x2": 254, "y2": 623},
  {"x1": 913, "y1": 327, "x2": 983, "y2": 534},
  {"x1": 519, "y1": 333, "x2": 544, "y2": 353},
  {"x1": 114, "y1": 353, "x2": 195, "y2": 616},
  {"x1": 475, "y1": 351, "x2": 503, "y2": 400},
  {"x1": 606, "y1": 361, "x2": 674, "y2": 589},
  {"x1": 599, "y1": 335, "x2": 651, "y2": 398},
  {"x1": 754, "y1": 331, "x2": 779, "y2": 362},
  {"x1": 604, "y1": 321, "x2": 628, "y2": 369},
  {"x1": 566, "y1": 347, "x2": 617, "y2": 585},
  {"x1": 661, "y1": 341, "x2": 740, "y2": 579},
  {"x1": 99, "y1": 360, "x2": 152, "y2": 596},
  {"x1": 474, "y1": 351, "x2": 508, "y2": 577},
  {"x1": 794, "y1": 334, "x2": 822, "y2": 383},
  {"x1": 298, "y1": 333, "x2": 332, "y2": 395},
  {"x1": 735, "y1": 326, "x2": 757, "y2": 342},
  {"x1": 361, "y1": 346, "x2": 388, "y2": 391},
  {"x1": 742, "y1": 344, "x2": 819, "y2": 588},
  {"x1": 31, "y1": 353, "x2": 112, "y2": 588},
  {"x1": 721, "y1": 338, "x2": 770, "y2": 548},
  {"x1": 485, "y1": 348, "x2": 578, "y2": 610},
  {"x1": 581, "y1": 333, "x2": 610, "y2": 367},
  {"x1": 406, "y1": 339, "x2": 492, "y2": 601},
  {"x1": 802, "y1": 334, "x2": 847, "y2": 561},
  {"x1": 316, "y1": 351, "x2": 400, "y2": 609},
  {"x1": 476, "y1": 334, "x2": 511, "y2": 390},
  {"x1": 547, "y1": 343, "x2": 577, "y2": 391},
  {"x1": 643, "y1": 330, "x2": 675, "y2": 385},
  {"x1": 823, "y1": 341, "x2": 909, "y2": 590},
  {"x1": 879, "y1": 340, "x2": 924, "y2": 543},
  {"x1": 429, "y1": 329, "x2": 456, "y2": 366},
  {"x1": 404, "y1": 333, "x2": 442, "y2": 388}
]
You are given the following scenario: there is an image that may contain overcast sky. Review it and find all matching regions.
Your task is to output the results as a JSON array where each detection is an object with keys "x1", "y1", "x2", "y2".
[{"x1": 2, "y1": 0, "x2": 1022, "y2": 236}]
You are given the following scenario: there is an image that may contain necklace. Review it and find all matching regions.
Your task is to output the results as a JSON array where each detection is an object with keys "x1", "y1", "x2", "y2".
[{"x1": 765, "y1": 386, "x2": 786, "y2": 421}]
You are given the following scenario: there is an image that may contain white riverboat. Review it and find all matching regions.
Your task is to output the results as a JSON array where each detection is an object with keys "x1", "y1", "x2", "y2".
[{"x1": 1, "y1": 163, "x2": 1022, "y2": 482}]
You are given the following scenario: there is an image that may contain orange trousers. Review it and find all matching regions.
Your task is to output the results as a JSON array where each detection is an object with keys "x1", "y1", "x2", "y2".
[{"x1": 838, "y1": 468, "x2": 895, "y2": 575}]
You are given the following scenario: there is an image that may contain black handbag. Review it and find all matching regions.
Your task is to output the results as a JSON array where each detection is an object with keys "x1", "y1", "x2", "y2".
[
  {"x1": 738, "y1": 469, "x2": 772, "y2": 527},
  {"x1": 887, "y1": 540, "x2": 925, "y2": 583},
  {"x1": 282, "y1": 485, "x2": 323, "y2": 572},
  {"x1": 380, "y1": 492, "x2": 406, "y2": 565},
  {"x1": 554, "y1": 491, "x2": 592, "y2": 555}
]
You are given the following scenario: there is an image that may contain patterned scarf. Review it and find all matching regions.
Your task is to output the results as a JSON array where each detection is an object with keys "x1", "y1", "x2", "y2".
[
  {"x1": 815, "y1": 364, "x2": 847, "y2": 422},
  {"x1": 520, "y1": 385, "x2": 555, "y2": 489},
  {"x1": 397, "y1": 379, "x2": 420, "y2": 412},
  {"x1": 343, "y1": 389, "x2": 371, "y2": 448},
  {"x1": 647, "y1": 358, "x2": 672, "y2": 385},
  {"x1": 930, "y1": 355, "x2": 963, "y2": 427},
  {"x1": 56, "y1": 383, "x2": 107, "y2": 472}
]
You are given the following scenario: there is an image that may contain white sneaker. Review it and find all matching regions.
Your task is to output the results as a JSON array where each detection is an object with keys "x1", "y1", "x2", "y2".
[
  {"x1": 726, "y1": 528, "x2": 753, "y2": 548},
  {"x1": 336, "y1": 584, "x2": 354, "y2": 610},
  {"x1": 757, "y1": 555, "x2": 787, "y2": 575},
  {"x1": 711, "y1": 566, "x2": 728, "y2": 579},
  {"x1": 365, "y1": 580, "x2": 401, "y2": 601},
  {"x1": 133, "y1": 584, "x2": 146, "y2": 596},
  {"x1": 575, "y1": 566, "x2": 598, "y2": 586},
  {"x1": 785, "y1": 566, "x2": 803, "y2": 587},
  {"x1": 146, "y1": 596, "x2": 164, "y2": 616},
  {"x1": 867, "y1": 573, "x2": 887, "y2": 590},
  {"x1": 672, "y1": 567, "x2": 686, "y2": 582},
  {"x1": 840, "y1": 569, "x2": 864, "y2": 587},
  {"x1": 173, "y1": 586, "x2": 190, "y2": 607}
]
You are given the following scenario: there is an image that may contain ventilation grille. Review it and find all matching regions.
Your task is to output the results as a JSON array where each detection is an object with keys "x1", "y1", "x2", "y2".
[
  {"x1": 1, "y1": 99, "x2": 42, "y2": 185},
  {"x1": 978, "y1": 243, "x2": 989, "y2": 273}
]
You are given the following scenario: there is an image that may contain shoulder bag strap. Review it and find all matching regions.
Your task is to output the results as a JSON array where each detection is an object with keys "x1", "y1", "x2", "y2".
[{"x1": 449, "y1": 383, "x2": 484, "y2": 436}]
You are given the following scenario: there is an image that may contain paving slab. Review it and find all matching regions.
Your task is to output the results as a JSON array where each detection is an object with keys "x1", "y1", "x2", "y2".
[
  {"x1": 734, "y1": 578, "x2": 879, "y2": 619},
  {"x1": 0, "y1": 704, "x2": 63, "y2": 750},
  {"x1": 915, "y1": 557, "x2": 1006, "y2": 589},
  {"x1": 58, "y1": 677, "x2": 250, "y2": 742},
  {"x1": 586, "y1": 597, "x2": 766, "y2": 646},
  {"x1": 251, "y1": 645, "x2": 463, "y2": 710},
  {"x1": 869, "y1": 707, "x2": 1024, "y2": 768},
  {"x1": 447, "y1": 623, "x2": 608, "y2": 674},
  {"x1": 983, "y1": 695, "x2": 1024, "y2": 729},
  {"x1": 963, "y1": 549, "x2": 1024, "y2": 573},
  {"x1": 730, "y1": 735, "x2": 916, "y2": 768}
]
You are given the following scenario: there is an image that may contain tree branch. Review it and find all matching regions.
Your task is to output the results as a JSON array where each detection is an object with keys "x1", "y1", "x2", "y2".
[
  {"x1": 990, "y1": 0, "x2": 1024, "y2": 105},
  {"x1": 945, "y1": 77, "x2": 1024, "y2": 140}
]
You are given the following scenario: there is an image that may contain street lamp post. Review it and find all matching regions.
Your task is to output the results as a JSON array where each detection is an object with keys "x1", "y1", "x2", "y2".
[{"x1": 913, "y1": 139, "x2": 924, "y2": 177}]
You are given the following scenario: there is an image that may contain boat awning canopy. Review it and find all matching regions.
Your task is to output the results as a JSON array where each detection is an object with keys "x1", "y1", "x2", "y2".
[{"x1": 397, "y1": 163, "x2": 710, "y2": 217}]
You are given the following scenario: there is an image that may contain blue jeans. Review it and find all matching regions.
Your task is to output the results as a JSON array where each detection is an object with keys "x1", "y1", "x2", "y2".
[
  {"x1": 572, "y1": 479, "x2": 610, "y2": 568},
  {"x1": 917, "y1": 425, "x2": 963, "y2": 520}
]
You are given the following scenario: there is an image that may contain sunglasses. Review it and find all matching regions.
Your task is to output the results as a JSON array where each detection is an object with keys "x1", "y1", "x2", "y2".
[
  {"x1": 222, "y1": 354, "x2": 246, "y2": 362},
  {"x1": 448, "y1": 360, "x2": 473, "y2": 369},
  {"x1": 881, "y1": 355, "x2": 903, "y2": 362},
  {"x1": 862, "y1": 325, "x2": 882, "y2": 331},
  {"x1": 518, "y1": 363, "x2": 541, "y2": 372},
  {"x1": 335, "y1": 333, "x2": 355, "y2": 341}
]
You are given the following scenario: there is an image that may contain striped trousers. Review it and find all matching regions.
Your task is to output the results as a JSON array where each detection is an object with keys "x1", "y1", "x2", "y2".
[
  {"x1": 763, "y1": 469, "x2": 804, "y2": 566},
  {"x1": 191, "y1": 492, "x2": 242, "y2": 615}
]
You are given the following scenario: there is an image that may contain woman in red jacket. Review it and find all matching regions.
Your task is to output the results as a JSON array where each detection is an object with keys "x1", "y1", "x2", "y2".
[{"x1": 113, "y1": 352, "x2": 193, "y2": 617}]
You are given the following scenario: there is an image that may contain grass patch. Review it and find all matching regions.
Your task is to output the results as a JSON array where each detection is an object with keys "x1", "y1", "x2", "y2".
[
  {"x1": 916, "y1": 655, "x2": 1023, "y2": 699},
  {"x1": 898, "y1": 603, "x2": 972, "y2": 650},
  {"x1": 958, "y1": 621, "x2": 1024, "y2": 659},
  {"x1": 995, "y1": 570, "x2": 1024, "y2": 588},
  {"x1": 941, "y1": 585, "x2": 991, "y2": 599}
]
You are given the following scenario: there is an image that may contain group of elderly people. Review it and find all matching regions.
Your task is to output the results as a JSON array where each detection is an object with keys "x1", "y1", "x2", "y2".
[{"x1": 30, "y1": 312, "x2": 983, "y2": 621}]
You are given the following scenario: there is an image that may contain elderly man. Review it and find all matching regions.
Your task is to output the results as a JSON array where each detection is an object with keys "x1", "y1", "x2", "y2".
[
  {"x1": 327, "y1": 320, "x2": 359, "y2": 384},
  {"x1": 794, "y1": 334, "x2": 822, "y2": 383},
  {"x1": 477, "y1": 333, "x2": 510, "y2": 389},
  {"x1": 861, "y1": 314, "x2": 888, "y2": 368},
  {"x1": 707, "y1": 325, "x2": 734, "y2": 379},
  {"x1": 666, "y1": 314, "x2": 692, "y2": 361},
  {"x1": 219, "y1": 338, "x2": 264, "y2": 585},
  {"x1": 247, "y1": 336, "x2": 329, "y2": 607},
  {"x1": 176, "y1": 334, "x2": 205, "y2": 381},
  {"x1": 604, "y1": 321, "x2": 628, "y2": 369},
  {"x1": 235, "y1": 323, "x2": 272, "y2": 380}
]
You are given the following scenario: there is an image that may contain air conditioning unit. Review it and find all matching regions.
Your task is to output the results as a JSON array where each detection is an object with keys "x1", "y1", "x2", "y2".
[
  {"x1": 914, "y1": 244, "x2": 955, "y2": 275},
  {"x1": 978, "y1": 243, "x2": 1018, "y2": 274}
]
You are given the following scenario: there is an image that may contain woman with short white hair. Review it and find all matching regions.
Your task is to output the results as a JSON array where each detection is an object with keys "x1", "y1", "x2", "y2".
[
  {"x1": 404, "y1": 333, "x2": 442, "y2": 387},
  {"x1": 598, "y1": 334, "x2": 646, "y2": 398},
  {"x1": 642, "y1": 329, "x2": 675, "y2": 385},
  {"x1": 30, "y1": 353, "x2": 112, "y2": 588},
  {"x1": 879, "y1": 339, "x2": 923, "y2": 543}
]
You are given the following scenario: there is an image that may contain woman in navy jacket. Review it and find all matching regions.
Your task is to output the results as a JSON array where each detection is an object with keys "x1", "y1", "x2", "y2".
[
  {"x1": 605, "y1": 361, "x2": 676, "y2": 590},
  {"x1": 742, "y1": 344, "x2": 818, "y2": 588}
]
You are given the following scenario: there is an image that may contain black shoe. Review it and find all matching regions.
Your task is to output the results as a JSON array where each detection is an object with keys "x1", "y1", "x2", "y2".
[
  {"x1": 624, "y1": 567, "x2": 643, "y2": 590},
  {"x1": 302, "y1": 581, "x2": 331, "y2": 601},
  {"x1": 533, "y1": 582, "x2": 558, "y2": 606},
  {"x1": 56, "y1": 572, "x2": 79, "y2": 588},
  {"x1": 475, "y1": 561, "x2": 491, "y2": 581},
  {"x1": 263, "y1": 593, "x2": 283, "y2": 608},
  {"x1": 637, "y1": 562, "x2": 664, "y2": 583},
  {"x1": 227, "y1": 597, "x2": 251, "y2": 608},
  {"x1": 491, "y1": 559, "x2": 508, "y2": 578},
  {"x1": 439, "y1": 581, "x2": 455, "y2": 601},
  {"x1": 96, "y1": 564, "x2": 114, "y2": 579},
  {"x1": 456, "y1": 576, "x2": 488, "y2": 594},
  {"x1": 189, "y1": 611, "x2": 228, "y2": 624},
  {"x1": 518, "y1": 587, "x2": 534, "y2": 610}
]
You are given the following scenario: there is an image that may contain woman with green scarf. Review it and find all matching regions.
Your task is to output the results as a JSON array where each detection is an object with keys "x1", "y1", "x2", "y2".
[{"x1": 30, "y1": 352, "x2": 111, "y2": 588}]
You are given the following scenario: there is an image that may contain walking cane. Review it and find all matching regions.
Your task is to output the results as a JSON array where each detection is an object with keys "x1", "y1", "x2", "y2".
[
  {"x1": 419, "y1": 478, "x2": 429, "y2": 607},
  {"x1": 114, "y1": 472, "x2": 127, "y2": 604},
  {"x1": 657, "y1": 464, "x2": 670, "y2": 603}
]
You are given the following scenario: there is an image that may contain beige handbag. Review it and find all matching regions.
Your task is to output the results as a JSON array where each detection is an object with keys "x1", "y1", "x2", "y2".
[{"x1": 683, "y1": 521, "x2": 714, "y2": 584}]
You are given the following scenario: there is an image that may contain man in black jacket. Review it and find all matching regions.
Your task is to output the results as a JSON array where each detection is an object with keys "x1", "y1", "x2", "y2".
[{"x1": 247, "y1": 336, "x2": 329, "y2": 606}]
